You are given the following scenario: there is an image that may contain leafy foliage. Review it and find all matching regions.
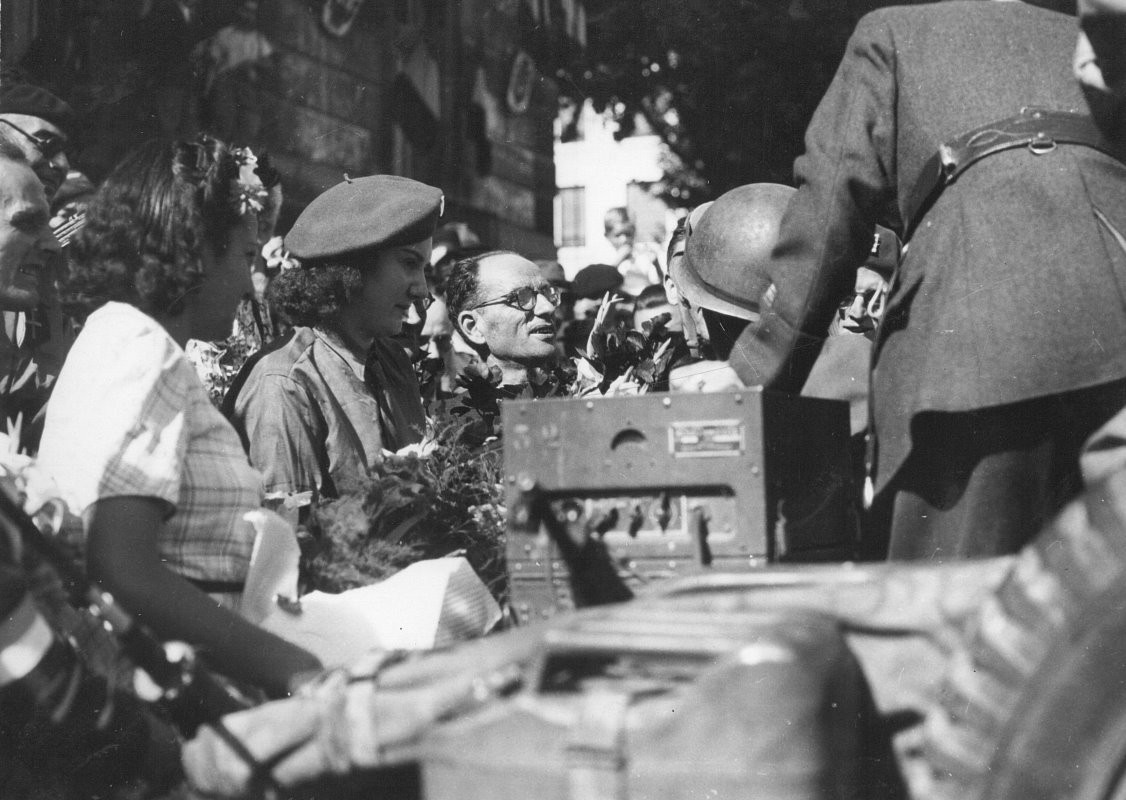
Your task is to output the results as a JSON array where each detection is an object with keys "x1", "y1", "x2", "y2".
[
  {"x1": 571, "y1": 296, "x2": 684, "y2": 395},
  {"x1": 565, "y1": 0, "x2": 875, "y2": 205},
  {"x1": 304, "y1": 416, "x2": 509, "y2": 601}
]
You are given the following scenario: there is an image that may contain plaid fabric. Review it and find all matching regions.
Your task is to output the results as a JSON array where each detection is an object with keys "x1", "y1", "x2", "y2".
[{"x1": 38, "y1": 303, "x2": 264, "y2": 588}]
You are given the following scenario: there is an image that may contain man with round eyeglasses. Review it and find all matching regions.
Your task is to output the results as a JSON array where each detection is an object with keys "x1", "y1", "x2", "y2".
[
  {"x1": 0, "y1": 74, "x2": 75, "y2": 450},
  {"x1": 0, "y1": 74, "x2": 71, "y2": 203},
  {"x1": 446, "y1": 251, "x2": 561, "y2": 390}
]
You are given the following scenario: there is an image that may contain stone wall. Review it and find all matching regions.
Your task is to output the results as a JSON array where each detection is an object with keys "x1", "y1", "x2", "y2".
[{"x1": 4, "y1": 0, "x2": 572, "y2": 258}]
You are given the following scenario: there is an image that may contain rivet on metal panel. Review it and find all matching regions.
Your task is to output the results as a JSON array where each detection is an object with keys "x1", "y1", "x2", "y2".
[
  {"x1": 585, "y1": 400, "x2": 595, "y2": 410},
  {"x1": 750, "y1": 465, "x2": 761, "y2": 476},
  {"x1": 662, "y1": 397, "x2": 672, "y2": 408},
  {"x1": 733, "y1": 393, "x2": 743, "y2": 404},
  {"x1": 668, "y1": 560, "x2": 677, "y2": 569},
  {"x1": 507, "y1": 474, "x2": 516, "y2": 484}
]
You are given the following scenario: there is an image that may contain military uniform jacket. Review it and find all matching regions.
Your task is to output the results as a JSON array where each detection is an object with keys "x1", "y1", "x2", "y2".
[
  {"x1": 230, "y1": 326, "x2": 426, "y2": 500},
  {"x1": 733, "y1": 1, "x2": 1126, "y2": 492}
]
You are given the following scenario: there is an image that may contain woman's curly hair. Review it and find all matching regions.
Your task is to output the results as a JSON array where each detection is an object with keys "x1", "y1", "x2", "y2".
[
  {"x1": 268, "y1": 263, "x2": 363, "y2": 328},
  {"x1": 64, "y1": 136, "x2": 245, "y2": 320}
]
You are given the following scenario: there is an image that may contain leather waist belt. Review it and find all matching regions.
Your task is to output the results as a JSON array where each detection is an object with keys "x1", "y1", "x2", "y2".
[{"x1": 903, "y1": 107, "x2": 1121, "y2": 241}]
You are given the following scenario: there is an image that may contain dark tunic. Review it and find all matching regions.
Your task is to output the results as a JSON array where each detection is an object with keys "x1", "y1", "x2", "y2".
[
  {"x1": 730, "y1": 2, "x2": 1126, "y2": 559},
  {"x1": 230, "y1": 327, "x2": 425, "y2": 501}
]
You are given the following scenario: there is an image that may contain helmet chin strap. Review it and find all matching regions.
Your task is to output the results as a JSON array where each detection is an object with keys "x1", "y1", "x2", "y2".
[{"x1": 678, "y1": 300, "x2": 711, "y2": 359}]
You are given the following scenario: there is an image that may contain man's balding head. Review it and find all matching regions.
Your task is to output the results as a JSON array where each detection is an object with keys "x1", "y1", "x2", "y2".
[
  {"x1": 0, "y1": 147, "x2": 60, "y2": 310},
  {"x1": 448, "y1": 250, "x2": 559, "y2": 379},
  {"x1": 0, "y1": 75, "x2": 73, "y2": 201}
]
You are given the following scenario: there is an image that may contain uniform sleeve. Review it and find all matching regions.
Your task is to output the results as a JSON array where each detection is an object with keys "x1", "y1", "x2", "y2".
[
  {"x1": 234, "y1": 370, "x2": 325, "y2": 499},
  {"x1": 38, "y1": 311, "x2": 188, "y2": 515},
  {"x1": 733, "y1": 12, "x2": 899, "y2": 392}
]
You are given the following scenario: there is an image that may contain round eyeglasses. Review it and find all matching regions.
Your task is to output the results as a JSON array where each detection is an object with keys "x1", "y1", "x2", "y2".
[
  {"x1": 0, "y1": 118, "x2": 67, "y2": 161},
  {"x1": 471, "y1": 284, "x2": 560, "y2": 312}
]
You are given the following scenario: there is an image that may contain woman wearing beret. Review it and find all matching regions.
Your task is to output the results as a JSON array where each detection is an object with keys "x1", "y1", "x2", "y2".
[
  {"x1": 38, "y1": 137, "x2": 323, "y2": 697},
  {"x1": 228, "y1": 175, "x2": 441, "y2": 507}
]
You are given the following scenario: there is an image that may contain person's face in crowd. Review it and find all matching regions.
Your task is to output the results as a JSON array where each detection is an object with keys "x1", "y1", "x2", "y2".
[
  {"x1": 189, "y1": 211, "x2": 257, "y2": 340},
  {"x1": 573, "y1": 296, "x2": 603, "y2": 320},
  {"x1": 0, "y1": 114, "x2": 70, "y2": 201},
  {"x1": 420, "y1": 292, "x2": 453, "y2": 361},
  {"x1": 834, "y1": 266, "x2": 888, "y2": 338},
  {"x1": 0, "y1": 159, "x2": 59, "y2": 311},
  {"x1": 341, "y1": 237, "x2": 432, "y2": 343},
  {"x1": 606, "y1": 221, "x2": 636, "y2": 254},
  {"x1": 459, "y1": 253, "x2": 559, "y2": 366}
]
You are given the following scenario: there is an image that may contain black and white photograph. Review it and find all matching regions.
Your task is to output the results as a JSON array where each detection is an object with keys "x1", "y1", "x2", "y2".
[{"x1": 0, "y1": 0, "x2": 1124, "y2": 797}]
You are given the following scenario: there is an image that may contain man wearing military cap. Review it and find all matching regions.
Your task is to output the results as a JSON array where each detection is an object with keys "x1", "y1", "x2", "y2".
[{"x1": 228, "y1": 174, "x2": 443, "y2": 506}]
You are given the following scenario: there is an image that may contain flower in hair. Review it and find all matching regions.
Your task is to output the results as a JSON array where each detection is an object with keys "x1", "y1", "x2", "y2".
[{"x1": 231, "y1": 146, "x2": 269, "y2": 216}]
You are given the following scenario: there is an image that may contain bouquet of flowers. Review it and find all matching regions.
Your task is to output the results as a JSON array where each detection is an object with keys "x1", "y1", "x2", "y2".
[
  {"x1": 305, "y1": 292, "x2": 687, "y2": 604},
  {"x1": 304, "y1": 415, "x2": 508, "y2": 602},
  {"x1": 571, "y1": 292, "x2": 681, "y2": 397}
]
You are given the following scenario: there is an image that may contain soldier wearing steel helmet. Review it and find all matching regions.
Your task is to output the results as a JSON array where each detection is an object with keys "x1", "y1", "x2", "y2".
[
  {"x1": 668, "y1": 183, "x2": 895, "y2": 427},
  {"x1": 668, "y1": 184, "x2": 896, "y2": 554}
]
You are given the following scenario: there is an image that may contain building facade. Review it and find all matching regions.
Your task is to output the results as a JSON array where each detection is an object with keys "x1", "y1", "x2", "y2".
[
  {"x1": 554, "y1": 99, "x2": 678, "y2": 279},
  {"x1": 1, "y1": 0, "x2": 585, "y2": 257}
]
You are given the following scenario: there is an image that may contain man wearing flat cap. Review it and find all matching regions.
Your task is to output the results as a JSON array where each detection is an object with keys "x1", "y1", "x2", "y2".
[{"x1": 228, "y1": 174, "x2": 443, "y2": 508}]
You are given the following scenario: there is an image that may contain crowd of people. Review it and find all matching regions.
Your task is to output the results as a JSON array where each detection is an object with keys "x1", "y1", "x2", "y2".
[{"x1": 0, "y1": 0, "x2": 1124, "y2": 796}]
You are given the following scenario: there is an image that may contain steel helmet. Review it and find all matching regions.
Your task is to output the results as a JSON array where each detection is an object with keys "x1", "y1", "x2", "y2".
[{"x1": 674, "y1": 183, "x2": 796, "y2": 321}]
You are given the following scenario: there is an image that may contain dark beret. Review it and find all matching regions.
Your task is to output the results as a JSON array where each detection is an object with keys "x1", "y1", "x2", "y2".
[
  {"x1": 0, "y1": 78, "x2": 74, "y2": 131},
  {"x1": 286, "y1": 174, "x2": 444, "y2": 263},
  {"x1": 570, "y1": 264, "x2": 623, "y2": 299}
]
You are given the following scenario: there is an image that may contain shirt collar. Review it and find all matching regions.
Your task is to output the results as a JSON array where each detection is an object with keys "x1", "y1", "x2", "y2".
[{"x1": 312, "y1": 326, "x2": 367, "y2": 382}]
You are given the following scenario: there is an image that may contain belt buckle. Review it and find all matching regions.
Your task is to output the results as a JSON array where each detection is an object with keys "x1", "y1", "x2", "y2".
[{"x1": 1029, "y1": 132, "x2": 1056, "y2": 155}]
